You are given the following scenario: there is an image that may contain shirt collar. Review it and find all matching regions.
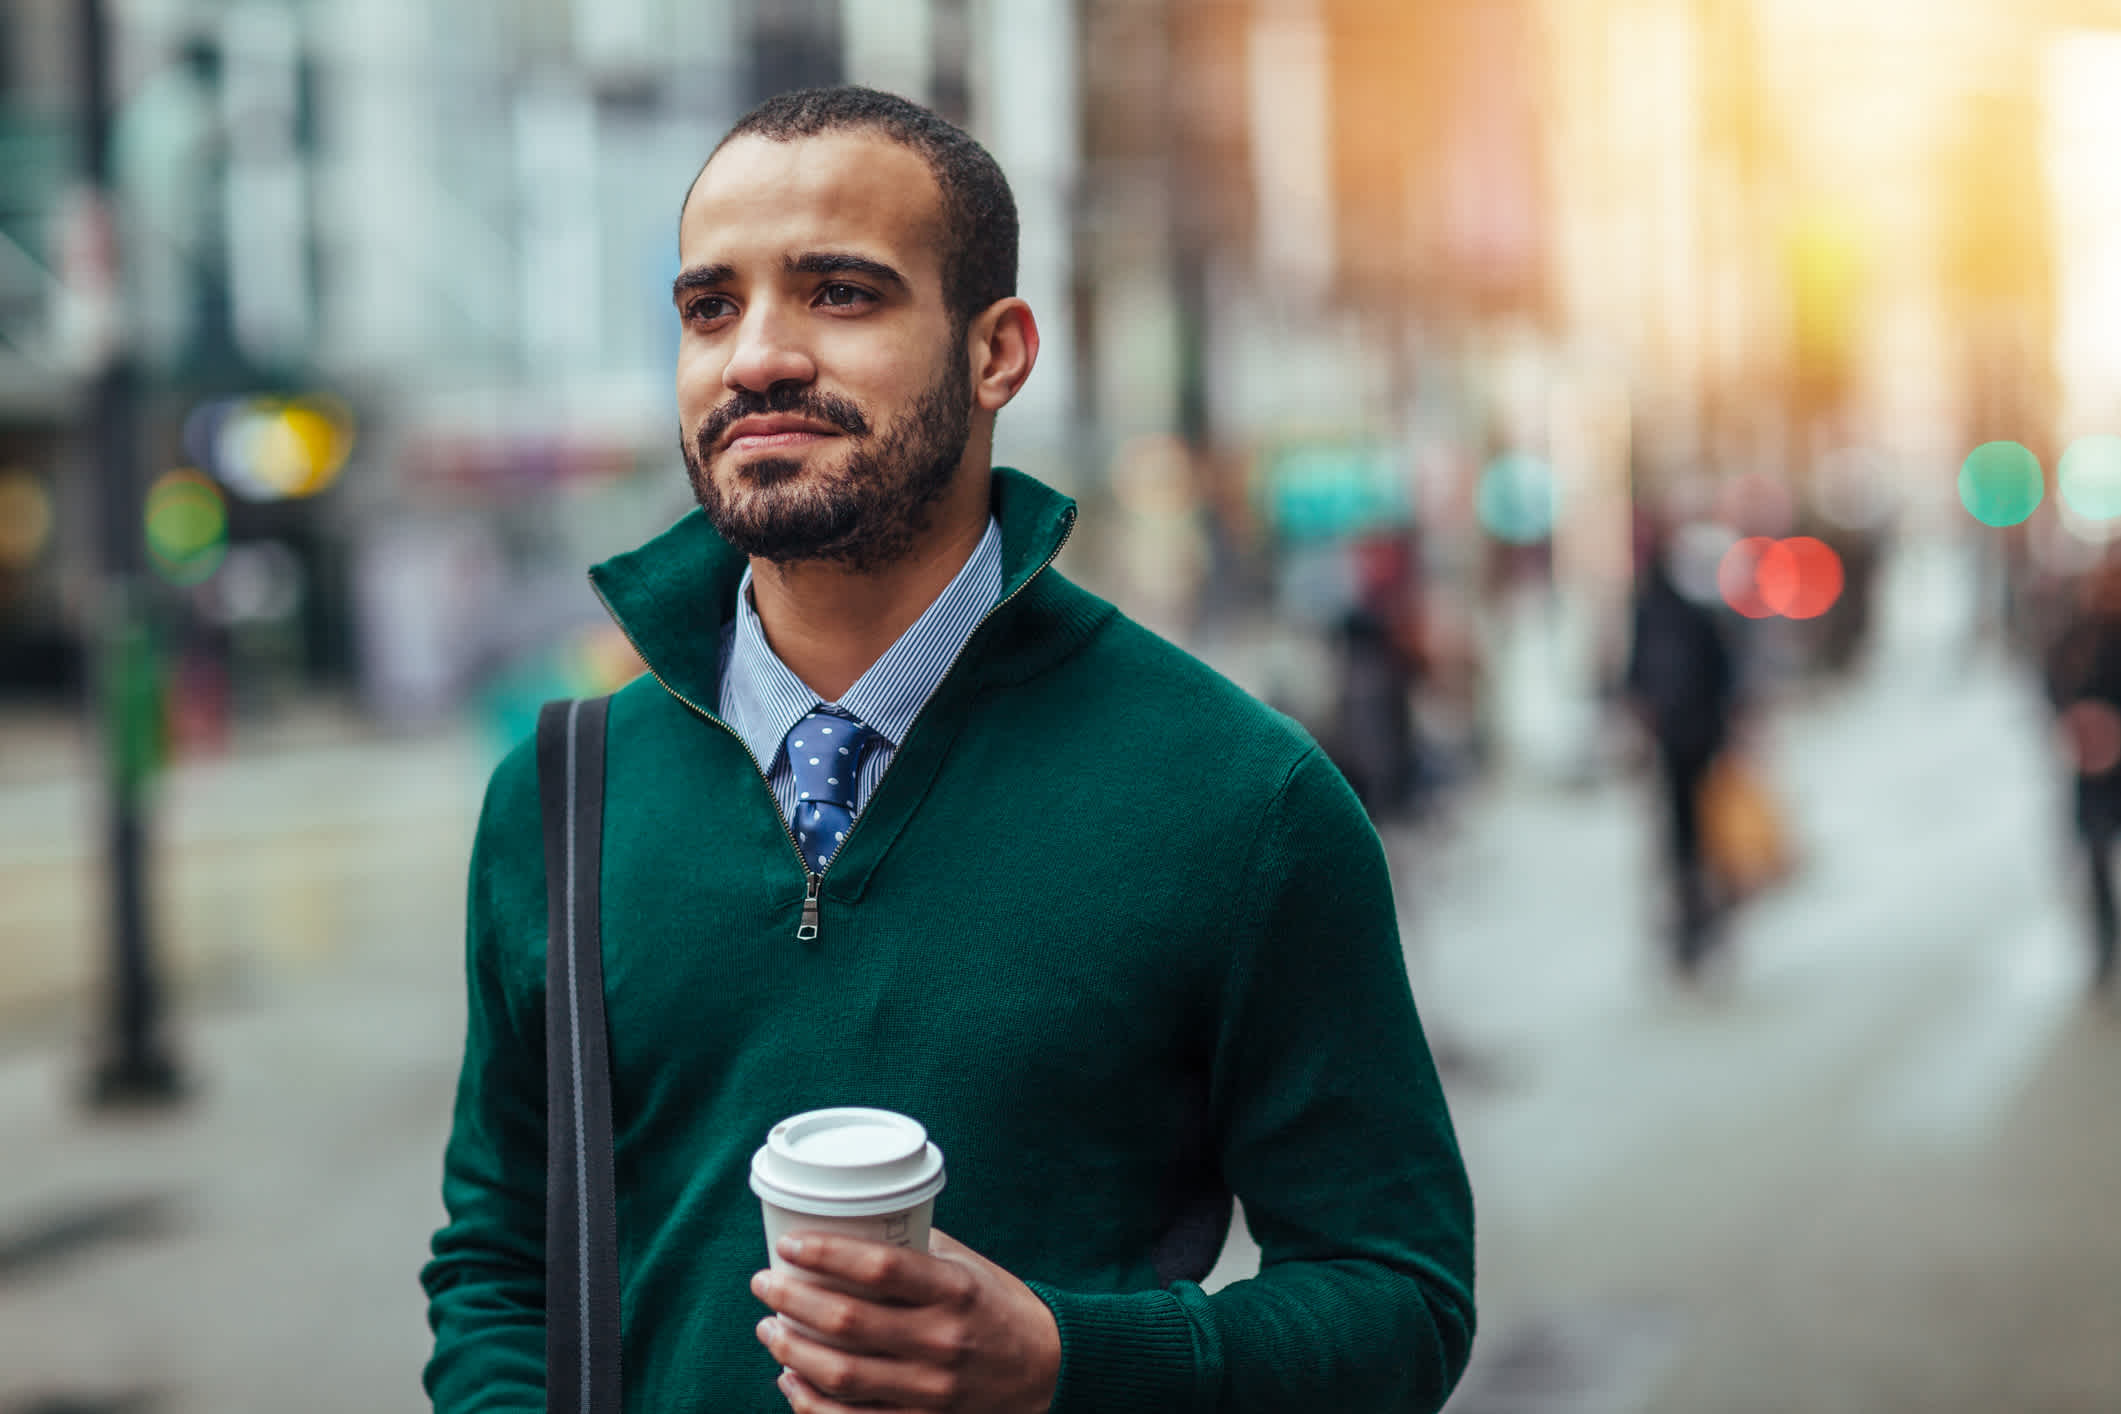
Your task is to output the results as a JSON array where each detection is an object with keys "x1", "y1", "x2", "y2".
[
  {"x1": 721, "y1": 515, "x2": 1004, "y2": 768},
  {"x1": 591, "y1": 470, "x2": 1079, "y2": 719}
]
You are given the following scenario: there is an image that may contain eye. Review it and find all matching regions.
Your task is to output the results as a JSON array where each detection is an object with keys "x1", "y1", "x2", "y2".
[
  {"x1": 684, "y1": 294, "x2": 735, "y2": 324},
  {"x1": 817, "y1": 282, "x2": 874, "y2": 310}
]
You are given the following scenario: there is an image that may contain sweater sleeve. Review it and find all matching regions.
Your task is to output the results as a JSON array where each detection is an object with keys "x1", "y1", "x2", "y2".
[
  {"x1": 420, "y1": 759, "x2": 549, "y2": 1412},
  {"x1": 1028, "y1": 748, "x2": 1476, "y2": 1412}
]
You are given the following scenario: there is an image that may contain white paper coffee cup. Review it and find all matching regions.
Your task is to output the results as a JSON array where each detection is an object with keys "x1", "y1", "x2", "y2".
[{"x1": 751, "y1": 1107, "x2": 947, "y2": 1350}]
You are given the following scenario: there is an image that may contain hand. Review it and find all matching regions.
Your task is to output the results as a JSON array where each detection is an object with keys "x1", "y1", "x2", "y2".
[{"x1": 751, "y1": 1227, "x2": 1061, "y2": 1413}]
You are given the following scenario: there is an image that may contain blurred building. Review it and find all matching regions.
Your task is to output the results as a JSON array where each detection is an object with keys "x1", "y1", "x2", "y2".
[
  {"x1": 0, "y1": 0, "x2": 85, "y2": 699},
  {"x1": 0, "y1": 0, "x2": 1083, "y2": 730},
  {"x1": 0, "y1": 0, "x2": 2112, "y2": 742}
]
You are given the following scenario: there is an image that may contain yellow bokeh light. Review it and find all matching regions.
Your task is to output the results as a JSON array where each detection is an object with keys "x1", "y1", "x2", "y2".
[
  {"x1": 208, "y1": 395, "x2": 357, "y2": 501},
  {"x1": 0, "y1": 468, "x2": 54, "y2": 569},
  {"x1": 281, "y1": 402, "x2": 353, "y2": 495}
]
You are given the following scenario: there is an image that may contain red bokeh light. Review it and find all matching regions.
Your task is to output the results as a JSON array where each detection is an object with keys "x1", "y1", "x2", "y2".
[
  {"x1": 1757, "y1": 536, "x2": 1844, "y2": 619},
  {"x1": 1717, "y1": 535, "x2": 1844, "y2": 620},
  {"x1": 1717, "y1": 537, "x2": 1778, "y2": 618}
]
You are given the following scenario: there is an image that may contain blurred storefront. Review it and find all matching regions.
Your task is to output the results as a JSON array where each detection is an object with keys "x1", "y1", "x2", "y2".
[
  {"x1": 0, "y1": 0, "x2": 84, "y2": 701},
  {"x1": 0, "y1": 0, "x2": 1059, "y2": 742},
  {"x1": 0, "y1": 0, "x2": 2109, "y2": 769}
]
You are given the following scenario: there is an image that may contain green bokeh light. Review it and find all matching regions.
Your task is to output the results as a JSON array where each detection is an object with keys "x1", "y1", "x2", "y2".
[
  {"x1": 145, "y1": 469, "x2": 229, "y2": 585},
  {"x1": 2059, "y1": 435, "x2": 2121, "y2": 521},
  {"x1": 1476, "y1": 453, "x2": 1557, "y2": 546},
  {"x1": 1957, "y1": 442, "x2": 2044, "y2": 528}
]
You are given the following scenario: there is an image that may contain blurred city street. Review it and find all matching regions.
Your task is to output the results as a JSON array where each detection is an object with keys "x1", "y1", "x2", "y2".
[
  {"x1": 5, "y1": 0, "x2": 2121, "y2": 1409},
  {"x1": 1, "y1": 546, "x2": 2116, "y2": 1413},
  {"x1": 1418, "y1": 574, "x2": 2121, "y2": 1412}
]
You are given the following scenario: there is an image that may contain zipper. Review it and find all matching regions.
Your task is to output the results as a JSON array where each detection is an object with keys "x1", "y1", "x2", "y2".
[
  {"x1": 589, "y1": 506, "x2": 1076, "y2": 943},
  {"x1": 798, "y1": 875, "x2": 822, "y2": 941}
]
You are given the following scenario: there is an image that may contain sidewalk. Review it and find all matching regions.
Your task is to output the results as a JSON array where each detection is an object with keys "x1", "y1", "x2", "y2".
[
  {"x1": 0, "y1": 704, "x2": 491, "y2": 1413},
  {"x1": 0, "y1": 699, "x2": 493, "y2": 1043}
]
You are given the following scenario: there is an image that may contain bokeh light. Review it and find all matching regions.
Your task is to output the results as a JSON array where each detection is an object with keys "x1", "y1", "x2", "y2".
[
  {"x1": 2058, "y1": 434, "x2": 2121, "y2": 521},
  {"x1": 182, "y1": 394, "x2": 357, "y2": 502},
  {"x1": 1717, "y1": 535, "x2": 1844, "y2": 620},
  {"x1": 1757, "y1": 536, "x2": 1845, "y2": 620},
  {"x1": 1476, "y1": 452, "x2": 1557, "y2": 545},
  {"x1": 1717, "y1": 536, "x2": 1778, "y2": 619},
  {"x1": 144, "y1": 468, "x2": 229, "y2": 585},
  {"x1": 1957, "y1": 441, "x2": 2044, "y2": 527},
  {"x1": 0, "y1": 468, "x2": 54, "y2": 570},
  {"x1": 1261, "y1": 442, "x2": 1412, "y2": 539}
]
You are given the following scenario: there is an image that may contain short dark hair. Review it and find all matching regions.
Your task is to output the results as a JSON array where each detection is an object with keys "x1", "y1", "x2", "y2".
[{"x1": 699, "y1": 86, "x2": 1018, "y2": 332}]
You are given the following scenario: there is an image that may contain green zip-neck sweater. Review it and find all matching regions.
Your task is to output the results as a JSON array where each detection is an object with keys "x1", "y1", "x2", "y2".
[{"x1": 422, "y1": 469, "x2": 1475, "y2": 1412}]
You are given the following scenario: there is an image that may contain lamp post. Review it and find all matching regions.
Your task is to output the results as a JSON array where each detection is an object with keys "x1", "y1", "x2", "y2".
[{"x1": 73, "y1": 0, "x2": 185, "y2": 1108}]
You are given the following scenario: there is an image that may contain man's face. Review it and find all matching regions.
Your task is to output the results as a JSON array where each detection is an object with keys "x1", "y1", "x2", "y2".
[{"x1": 673, "y1": 131, "x2": 973, "y2": 571}]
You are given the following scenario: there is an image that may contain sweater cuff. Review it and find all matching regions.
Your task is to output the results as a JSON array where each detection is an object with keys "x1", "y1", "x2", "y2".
[{"x1": 1026, "y1": 1283, "x2": 1205, "y2": 1414}]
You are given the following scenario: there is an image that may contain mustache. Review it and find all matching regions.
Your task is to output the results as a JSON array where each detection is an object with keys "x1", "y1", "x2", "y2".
[{"x1": 698, "y1": 385, "x2": 870, "y2": 457}]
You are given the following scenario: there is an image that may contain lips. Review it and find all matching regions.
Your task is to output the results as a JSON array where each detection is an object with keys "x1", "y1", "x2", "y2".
[{"x1": 721, "y1": 417, "x2": 840, "y2": 453}]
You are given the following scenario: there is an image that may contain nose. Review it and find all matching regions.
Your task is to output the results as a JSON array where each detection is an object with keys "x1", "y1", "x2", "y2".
[{"x1": 721, "y1": 302, "x2": 816, "y2": 396}]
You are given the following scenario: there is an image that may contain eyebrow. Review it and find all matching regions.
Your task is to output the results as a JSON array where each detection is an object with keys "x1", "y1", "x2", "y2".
[
  {"x1": 786, "y1": 251, "x2": 908, "y2": 292},
  {"x1": 671, "y1": 263, "x2": 735, "y2": 303},
  {"x1": 670, "y1": 251, "x2": 909, "y2": 305}
]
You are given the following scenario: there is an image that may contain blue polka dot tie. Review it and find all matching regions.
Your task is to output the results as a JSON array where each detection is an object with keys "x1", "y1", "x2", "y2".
[{"x1": 785, "y1": 710, "x2": 879, "y2": 875}]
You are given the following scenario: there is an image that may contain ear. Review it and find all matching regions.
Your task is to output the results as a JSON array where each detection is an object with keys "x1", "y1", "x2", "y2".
[{"x1": 968, "y1": 298, "x2": 1039, "y2": 414}]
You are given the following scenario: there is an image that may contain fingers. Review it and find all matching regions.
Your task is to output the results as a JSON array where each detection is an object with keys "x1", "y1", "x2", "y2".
[
  {"x1": 751, "y1": 1269, "x2": 972, "y2": 1367},
  {"x1": 770, "y1": 1234, "x2": 976, "y2": 1309},
  {"x1": 759, "y1": 1314, "x2": 958, "y2": 1410},
  {"x1": 755, "y1": 1231, "x2": 1062, "y2": 1414}
]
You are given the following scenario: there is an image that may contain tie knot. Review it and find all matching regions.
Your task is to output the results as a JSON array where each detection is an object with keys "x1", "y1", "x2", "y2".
[{"x1": 784, "y1": 711, "x2": 876, "y2": 809}]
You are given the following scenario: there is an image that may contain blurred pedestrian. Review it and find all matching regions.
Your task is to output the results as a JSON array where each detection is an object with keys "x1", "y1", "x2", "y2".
[
  {"x1": 1328, "y1": 531, "x2": 1451, "y2": 823},
  {"x1": 1625, "y1": 516, "x2": 1739, "y2": 977},
  {"x1": 2042, "y1": 553, "x2": 2121, "y2": 991},
  {"x1": 420, "y1": 86, "x2": 1475, "y2": 1413},
  {"x1": 1329, "y1": 603, "x2": 1419, "y2": 820},
  {"x1": 1814, "y1": 522, "x2": 1884, "y2": 677}
]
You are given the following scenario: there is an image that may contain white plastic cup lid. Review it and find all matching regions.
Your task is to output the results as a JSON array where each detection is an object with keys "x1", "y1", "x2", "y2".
[{"x1": 749, "y1": 1107, "x2": 947, "y2": 1218}]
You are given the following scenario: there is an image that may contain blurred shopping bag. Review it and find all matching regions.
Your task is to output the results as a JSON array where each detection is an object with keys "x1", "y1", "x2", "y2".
[{"x1": 1698, "y1": 752, "x2": 1795, "y2": 900}]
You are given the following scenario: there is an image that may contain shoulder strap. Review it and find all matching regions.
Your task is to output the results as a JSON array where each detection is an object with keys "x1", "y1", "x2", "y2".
[{"x1": 537, "y1": 695, "x2": 621, "y2": 1414}]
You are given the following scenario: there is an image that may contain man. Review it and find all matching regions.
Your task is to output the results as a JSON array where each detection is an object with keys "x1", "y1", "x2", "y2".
[
  {"x1": 422, "y1": 87, "x2": 1474, "y2": 1413},
  {"x1": 1625, "y1": 513, "x2": 1739, "y2": 977},
  {"x1": 2044, "y1": 553, "x2": 2121, "y2": 991}
]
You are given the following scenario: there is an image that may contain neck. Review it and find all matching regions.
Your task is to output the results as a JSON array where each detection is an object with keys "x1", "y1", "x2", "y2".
[{"x1": 746, "y1": 470, "x2": 991, "y2": 704}]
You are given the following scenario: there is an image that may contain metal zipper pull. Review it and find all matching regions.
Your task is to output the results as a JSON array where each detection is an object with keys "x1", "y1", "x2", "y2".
[{"x1": 797, "y1": 874, "x2": 821, "y2": 941}]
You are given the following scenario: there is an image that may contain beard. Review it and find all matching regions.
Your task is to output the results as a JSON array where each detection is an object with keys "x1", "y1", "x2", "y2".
[{"x1": 682, "y1": 348, "x2": 974, "y2": 574}]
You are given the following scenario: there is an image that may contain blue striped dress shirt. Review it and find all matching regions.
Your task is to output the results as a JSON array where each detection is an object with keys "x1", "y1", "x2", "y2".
[{"x1": 717, "y1": 516, "x2": 1003, "y2": 856}]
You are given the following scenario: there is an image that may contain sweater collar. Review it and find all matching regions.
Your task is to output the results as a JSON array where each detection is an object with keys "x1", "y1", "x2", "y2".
[{"x1": 588, "y1": 467, "x2": 1078, "y2": 721}]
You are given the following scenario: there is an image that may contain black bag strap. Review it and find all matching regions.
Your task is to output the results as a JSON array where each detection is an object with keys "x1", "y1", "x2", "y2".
[{"x1": 537, "y1": 695, "x2": 621, "y2": 1414}]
